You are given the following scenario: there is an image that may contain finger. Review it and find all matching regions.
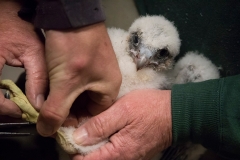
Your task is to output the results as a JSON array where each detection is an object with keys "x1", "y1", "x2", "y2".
[
  {"x1": 0, "y1": 60, "x2": 21, "y2": 117},
  {"x1": 72, "y1": 137, "x2": 141, "y2": 160},
  {"x1": 0, "y1": 94, "x2": 22, "y2": 118},
  {"x1": 37, "y1": 84, "x2": 84, "y2": 137},
  {"x1": 71, "y1": 143, "x2": 118, "y2": 160},
  {"x1": 22, "y1": 46, "x2": 48, "y2": 111},
  {"x1": 72, "y1": 142, "x2": 120, "y2": 160},
  {"x1": 72, "y1": 128, "x2": 157, "y2": 160},
  {"x1": 72, "y1": 100, "x2": 129, "y2": 146}
]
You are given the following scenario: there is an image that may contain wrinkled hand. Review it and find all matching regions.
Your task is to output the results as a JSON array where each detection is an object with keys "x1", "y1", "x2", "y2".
[
  {"x1": 71, "y1": 89, "x2": 172, "y2": 160},
  {"x1": 0, "y1": 0, "x2": 47, "y2": 117},
  {"x1": 37, "y1": 22, "x2": 122, "y2": 136}
]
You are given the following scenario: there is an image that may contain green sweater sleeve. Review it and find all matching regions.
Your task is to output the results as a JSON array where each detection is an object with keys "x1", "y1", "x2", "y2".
[{"x1": 171, "y1": 74, "x2": 240, "y2": 159}]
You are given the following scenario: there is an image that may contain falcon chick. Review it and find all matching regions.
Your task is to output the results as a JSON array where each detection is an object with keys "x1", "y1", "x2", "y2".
[
  {"x1": 171, "y1": 51, "x2": 220, "y2": 84},
  {"x1": 108, "y1": 15, "x2": 181, "y2": 98}
]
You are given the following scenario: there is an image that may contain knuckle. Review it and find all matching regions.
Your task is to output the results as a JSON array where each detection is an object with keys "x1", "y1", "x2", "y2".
[
  {"x1": 40, "y1": 107, "x2": 64, "y2": 123},
  {"x1": 104, "y1": 147, "x2": 121, "y2": 160},
  {"x1": 29, "y1": 70, "x2": 48, "y2": 80},
  {"x1": 68, "y1": 57, "x2": 88, "y2": 72},
  {"x1": 92, "y1": 116, "x2": 106, "y2": 138}
]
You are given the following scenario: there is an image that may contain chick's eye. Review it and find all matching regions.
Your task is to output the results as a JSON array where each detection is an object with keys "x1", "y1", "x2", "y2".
[
  {"x1": 132, "y1": 35, "x2": 139, "y2": 46},
  {"x1": 156, "y1": 49, "x2": 169, "y2": 59}
]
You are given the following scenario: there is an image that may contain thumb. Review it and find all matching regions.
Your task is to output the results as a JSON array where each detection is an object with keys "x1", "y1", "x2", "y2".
[
  {"x1": 37, "y1": 83, "x2": 84, "y2": 136},
  {"x1": 23, "y1": 47, "x2": 48, "y2": 111},
  {"x1": 72, "y1": 103, "x2": 127, "y2": 146}
]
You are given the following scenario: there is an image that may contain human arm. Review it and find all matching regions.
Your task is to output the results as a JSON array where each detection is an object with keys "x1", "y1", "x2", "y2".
[
  {"x1": 70, "y1": 75, "x2": 240, "y2": 160},
  {"x1": 172, "y1": 74, "x2": 240, "y2": 159},
  {"x1": 31, "y1": 0, "x2": 122, "y2": 136},
  {"x1": 0, "y1": 0, "x2": 47, "y2": 116}
]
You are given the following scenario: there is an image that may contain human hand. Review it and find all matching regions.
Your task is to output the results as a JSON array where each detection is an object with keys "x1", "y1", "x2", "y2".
[
  {"x1": 37, "y1": 22, "x2": 122, "y2": 136},
  {"x1": 71, "y1": 89, "x2": 172, "y2": 160},
  {"x1": 0, "y1": 0, "x2": 47, "y2": 117}
]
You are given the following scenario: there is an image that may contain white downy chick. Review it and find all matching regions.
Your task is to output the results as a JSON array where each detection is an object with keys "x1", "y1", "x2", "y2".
[
  {"x1": 59, "y1": 15, "x2": 181, "y2": 155},
  {"x1": 112, "y1": 15, "x2": 181, "y2": 98},
  {"x1": 128, "y1": 15, "x2": 180, "y2": 71},
  {"x1": 171, "y1": 51, "x2": 220, "y2": 84}
]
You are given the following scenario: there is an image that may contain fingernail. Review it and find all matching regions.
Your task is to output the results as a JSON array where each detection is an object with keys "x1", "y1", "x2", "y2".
[
  {"x1": 36, "y1": 94, "x2": 44, "y2": 110},
  {"x1": 73, "y1": 128, "x2": 88, "y2": 145},
  {"x1": 37, "y1": 121, "x2": 54, "y2": 137}
]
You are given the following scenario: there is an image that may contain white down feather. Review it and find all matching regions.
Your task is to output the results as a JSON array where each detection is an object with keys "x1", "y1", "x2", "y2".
[
  {"x1": 171, "y1": 51, "x2": 220, "y2": 84},
  {"x1": 107, "y1": 27, "x2": 169, "y2": 98}
]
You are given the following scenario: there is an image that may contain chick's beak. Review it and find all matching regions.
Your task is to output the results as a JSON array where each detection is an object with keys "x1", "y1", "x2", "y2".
[
  {"x1": 135, "y1": 46, "x2": 153, "y2": 70},
  {"x1": 136, "y1": 56, "x2": 148, "y2": 70}
]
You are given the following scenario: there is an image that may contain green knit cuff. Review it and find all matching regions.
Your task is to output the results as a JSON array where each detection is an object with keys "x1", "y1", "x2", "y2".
[{"x1": 171, "y1": 79, "x2": 222, "y2": 149}]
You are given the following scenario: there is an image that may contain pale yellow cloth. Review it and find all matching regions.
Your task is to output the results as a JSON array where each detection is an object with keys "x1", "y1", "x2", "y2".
[{"x1": 0, "y1": 79, "x2": 78, "y2": 154}]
